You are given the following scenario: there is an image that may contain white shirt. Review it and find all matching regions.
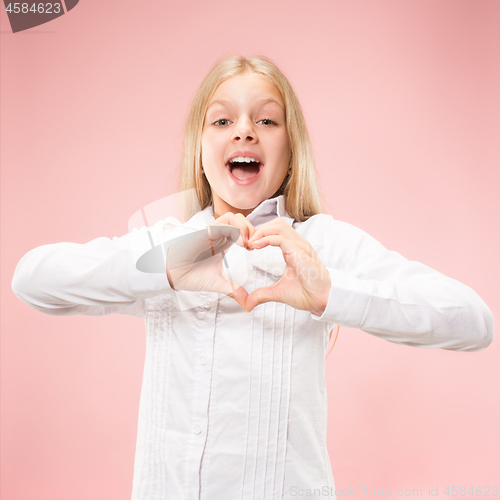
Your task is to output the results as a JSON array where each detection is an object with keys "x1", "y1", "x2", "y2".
[{"x1": 11, "y1": 195, "x2": 494, "y2": 500}]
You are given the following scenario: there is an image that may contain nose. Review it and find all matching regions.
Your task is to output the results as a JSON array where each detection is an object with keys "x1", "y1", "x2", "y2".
[{"x1": 231, "y1": 117, "x2": 257, "y2": 143}]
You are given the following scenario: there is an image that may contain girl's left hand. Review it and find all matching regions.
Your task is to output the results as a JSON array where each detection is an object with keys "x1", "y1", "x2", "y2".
[{"x1": 245, "y1": 218, "x2": 331, "y2": 316}]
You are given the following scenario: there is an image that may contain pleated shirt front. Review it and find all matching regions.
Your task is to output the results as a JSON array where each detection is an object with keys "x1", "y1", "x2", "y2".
[{"x1": 132, "y1": 197, "x2": 335, "y2": 500}]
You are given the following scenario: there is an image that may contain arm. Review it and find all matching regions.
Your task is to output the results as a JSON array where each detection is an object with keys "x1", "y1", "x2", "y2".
[
  {"x1": 309, "y1": 216, "x2": 494, "y2": 352},
  {"x1": 11, "y1": 219, "x2": 184, "y2": 318}
]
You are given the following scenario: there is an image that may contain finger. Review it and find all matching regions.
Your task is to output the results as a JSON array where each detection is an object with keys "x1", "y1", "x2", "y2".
[
  {"x1": 245, "y1": 283, "x2": 281, "y2": 312},
  {"x1": 213, "y1": 212, "x2": 256, "y2": 248},
  {"x1": 212, "y1": 213, "x2": 240, "y2": 242},
  {"x1": 235, "y1": 213, "x2": 257, "y2": 240},
  {"x1": 249, "y1": 234, "x2": 297, "y2": 257},
  {"x1": 233, "y1": 213, "x2": 251, "y2": 247},
  {"x1": 207, "y1": 225, "x2": 240, "y2": 254},
  {"x1": 247, "y1": 219, "x2": 291, "y2": 244},
  {"x1": 249, "y1": 222, "x2": 312, "y2": 255},
  {"x1": 233, "y1": 212, "x2": 258, "y2": 246}
]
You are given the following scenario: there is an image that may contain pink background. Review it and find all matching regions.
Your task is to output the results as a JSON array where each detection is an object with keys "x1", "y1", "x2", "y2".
[{"x1": 1, "y1": 1, "x2": 499, "y2": 498}]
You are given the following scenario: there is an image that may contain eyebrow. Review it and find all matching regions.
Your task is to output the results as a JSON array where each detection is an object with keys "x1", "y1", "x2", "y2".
[{"x1": 207, "y1": 98, "x2": 284, "y2": 111}]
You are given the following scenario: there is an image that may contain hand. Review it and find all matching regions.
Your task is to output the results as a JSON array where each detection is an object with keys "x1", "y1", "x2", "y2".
[
  {"x1": 166, "y1": 212, "x2": 256, "y2": 311},
  {"x1": 245, "y1": 218, "x2": 331, "y2": 316}
]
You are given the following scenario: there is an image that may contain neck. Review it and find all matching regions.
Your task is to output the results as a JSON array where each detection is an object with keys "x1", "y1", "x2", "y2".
[{"x1": 213, "y1": 207, "x2": 253, "y2": 220}]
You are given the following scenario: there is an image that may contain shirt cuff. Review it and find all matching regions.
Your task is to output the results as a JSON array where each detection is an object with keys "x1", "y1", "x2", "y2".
[{"x1": 310, "y1": 267, "x2": 371, "y2": 327}]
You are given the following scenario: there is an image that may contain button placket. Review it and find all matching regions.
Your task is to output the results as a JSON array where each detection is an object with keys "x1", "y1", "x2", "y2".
[{"x1": 185, "y1": 294, "x2": 216, "y2": 499}]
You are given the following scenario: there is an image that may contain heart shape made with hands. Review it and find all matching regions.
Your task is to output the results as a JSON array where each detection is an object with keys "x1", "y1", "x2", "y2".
[{"x1": 137, "y1": 223, "x2": 331, "y2": 316}]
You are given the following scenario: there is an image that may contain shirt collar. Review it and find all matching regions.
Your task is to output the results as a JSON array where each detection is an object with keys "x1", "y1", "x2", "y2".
[{"x1": 185, "y1": 195, "x2": 294, "y2": 230}]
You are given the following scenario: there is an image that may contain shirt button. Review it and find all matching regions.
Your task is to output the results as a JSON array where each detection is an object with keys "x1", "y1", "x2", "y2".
[
  {"x1": 193, "y1": 424, "x2": 202, "y2": 434},
  {"x1": 203, "y1": 299, "x2": 212, "y2": 310},
  {"x1": 199, "y1": 355, "x2": 207, "y2": 365}
]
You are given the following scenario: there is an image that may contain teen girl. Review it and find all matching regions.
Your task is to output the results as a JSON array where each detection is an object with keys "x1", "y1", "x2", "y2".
[{"x1": 12, "y1": 55, "x2": 494, "y2": 500}]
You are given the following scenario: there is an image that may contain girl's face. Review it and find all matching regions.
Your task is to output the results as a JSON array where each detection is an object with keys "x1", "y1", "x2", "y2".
[{"x1": 201, "y1": 73, "x2": 291, "y2": 218}]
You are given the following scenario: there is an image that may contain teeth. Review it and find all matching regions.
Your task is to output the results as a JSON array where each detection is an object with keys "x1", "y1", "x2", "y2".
[{"x1": 229, "y1": 156, "x2": 259, "y2": 163}]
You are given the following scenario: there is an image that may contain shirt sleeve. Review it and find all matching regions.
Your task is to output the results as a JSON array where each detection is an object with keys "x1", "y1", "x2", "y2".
[
  {"x1": 309, "y1": 216, "x2": 494, "y2": 352},
  {"x1": 11, "y1": 219, "x2": 185, "y2": 319}
]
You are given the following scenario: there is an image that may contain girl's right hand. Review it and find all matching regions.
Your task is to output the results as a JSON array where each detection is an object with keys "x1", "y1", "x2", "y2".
[{"x1": 166, "y1": 212, "x2": 256, "y2": 310}]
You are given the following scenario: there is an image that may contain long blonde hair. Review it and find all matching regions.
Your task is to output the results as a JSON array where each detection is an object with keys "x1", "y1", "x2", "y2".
[{"x1": 178, "y1": 54, "x2": 326, "y2": 222}]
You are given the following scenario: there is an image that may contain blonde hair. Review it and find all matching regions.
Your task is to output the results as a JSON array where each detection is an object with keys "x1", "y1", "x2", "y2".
[{"x1": 178, "y1": 54, "x2": 326, "y2": 222}]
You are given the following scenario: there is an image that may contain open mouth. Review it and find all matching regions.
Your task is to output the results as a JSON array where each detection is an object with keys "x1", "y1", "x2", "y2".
[{"x1": 226, "y1": 159, "x2": 262, "y2": 182}]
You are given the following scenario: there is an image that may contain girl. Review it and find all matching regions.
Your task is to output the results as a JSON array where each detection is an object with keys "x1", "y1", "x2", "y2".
[{"x1": 12, "y1": 55, "x2": 494, "y2": 500}]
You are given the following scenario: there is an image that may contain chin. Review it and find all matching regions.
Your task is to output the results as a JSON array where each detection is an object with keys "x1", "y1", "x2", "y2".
[{"x1": 231, "y1": 193, "x2": 266, "y2": 208}]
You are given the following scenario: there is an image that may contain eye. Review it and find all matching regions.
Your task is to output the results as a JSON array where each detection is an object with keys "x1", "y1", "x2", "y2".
[
  {"x1": 259, "y1": 118, "x2": 276, "y2": 126},
  {"x1": 213, "y1": 118, "x2": 232, "y2": 126}
]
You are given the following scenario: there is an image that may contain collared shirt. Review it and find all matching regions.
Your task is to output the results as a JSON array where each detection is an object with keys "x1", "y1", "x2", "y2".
[{"x1": 11, "y1": 195, "x2": 494, "y2": 500}]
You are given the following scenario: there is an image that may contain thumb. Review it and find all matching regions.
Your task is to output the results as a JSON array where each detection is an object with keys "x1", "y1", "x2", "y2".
[
  {"x1": 225, "y1": 281, "x2": 249, "y2": 311},
  {"x1": 245, "y1": 285, "x2": 281, "y2": 313}
]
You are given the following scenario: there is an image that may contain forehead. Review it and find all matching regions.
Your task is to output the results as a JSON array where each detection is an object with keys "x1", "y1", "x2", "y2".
[{"x1": 207, "y1": 73, "x2": 285, "y2": 111}]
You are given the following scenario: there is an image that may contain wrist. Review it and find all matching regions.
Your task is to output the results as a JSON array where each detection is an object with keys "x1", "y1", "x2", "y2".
[{"x1": 310, "y1": 272, "x2": 331, "y2": 317}]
